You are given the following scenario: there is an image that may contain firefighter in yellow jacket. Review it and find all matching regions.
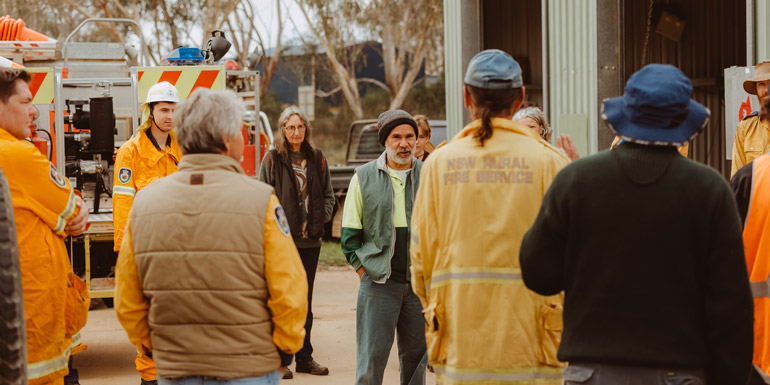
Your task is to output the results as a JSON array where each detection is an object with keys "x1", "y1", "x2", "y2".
[
  {"x1": 410, "y1": 50, "x2": 570, "y2": 385},
  {"x1": 113, "y1": 81, "x2": 181, "y2": 385},
  {"x1": 732, "y1": 60, "x2": 770, "y2": 177},
  {"x1": 0, "y1": 68, "x2": 90, "y2": 385}
]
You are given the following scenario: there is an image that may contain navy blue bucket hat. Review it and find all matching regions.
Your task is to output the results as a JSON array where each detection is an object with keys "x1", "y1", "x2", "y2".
[{"x1": 602, "y1": 64, "x2": 709, "y2": 146}]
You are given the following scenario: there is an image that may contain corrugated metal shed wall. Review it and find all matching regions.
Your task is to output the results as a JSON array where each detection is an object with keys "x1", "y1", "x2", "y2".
[
  {"x1": 443, "y1": 1, "x2": 482, "y2": 140},
  {"x1": 547, "y1": 0, "x2": 599, "y2": 154},
  {"x1": 482, "y1": 0, "x2": 544, "y2": 109},
  {"x1": 444, "y1": 0, "x2": 465, "y2": 140},
  {"x1": 623, "y1": 0, "x2": 746, "y2": 178}
]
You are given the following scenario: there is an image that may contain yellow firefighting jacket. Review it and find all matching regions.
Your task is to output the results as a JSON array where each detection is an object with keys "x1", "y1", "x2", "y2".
[
  {"x1": 732, "y1": 114, "x2": 770, "y2": 177},
  {"x1": 410, "y1": 118, "x2": 569, "y2": 385},
  {"x1": 112, "y1": 130, "x2": 181, "y2": 251},
  {"x1": 0, "y1": 128, "x2": 89, "y2": 384}
]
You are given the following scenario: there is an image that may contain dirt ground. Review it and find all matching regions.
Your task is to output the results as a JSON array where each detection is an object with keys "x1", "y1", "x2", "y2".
[{"x1": 73, "y1": 269, "x2": 437, "y2": 385}]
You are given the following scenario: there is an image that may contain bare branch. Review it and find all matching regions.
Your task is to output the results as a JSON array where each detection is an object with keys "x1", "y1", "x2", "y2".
[
  {"x1": 315, "y1": 85, "x2": 342, "y2": 98},
  {"x1": 358, "y1": 77, "x2": 391, "y2": 95}
]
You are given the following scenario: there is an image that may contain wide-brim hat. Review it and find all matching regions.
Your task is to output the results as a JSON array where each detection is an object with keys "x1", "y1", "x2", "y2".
[
  {"x1": 743, "y1": 60, "x2": 770, "y2": 95},
  {"x1": 602, "y1": 64, "x2": 709, "y2": 146}
]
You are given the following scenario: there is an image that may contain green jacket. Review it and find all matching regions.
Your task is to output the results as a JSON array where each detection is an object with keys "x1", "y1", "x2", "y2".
[{"x1": 340, "y1": 151, "x2": 422, "y2": 283}]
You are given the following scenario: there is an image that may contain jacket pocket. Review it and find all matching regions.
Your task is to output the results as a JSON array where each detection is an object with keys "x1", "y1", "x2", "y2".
[
  {"x1": 562, "y1": 365, "x2": 595, "y2": 384},
  {"x1": 536, "y1": 301, "x2": 563, "y2": 367},
  {"x1": 64, "y1": 273, "x2": 90, "y2": 336},
  {"x1": 422, "y1": 303, "x2": 446, "y2": 365}
]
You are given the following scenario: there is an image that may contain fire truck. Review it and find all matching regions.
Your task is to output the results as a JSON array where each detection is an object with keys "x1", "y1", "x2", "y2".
[{"x1": 0, "y1": 17, "x2": 273, "y2": 306}]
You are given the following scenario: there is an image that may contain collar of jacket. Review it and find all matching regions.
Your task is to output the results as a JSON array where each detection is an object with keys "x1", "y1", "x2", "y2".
[
  {"x1": 0, "y1": 128, "x2": 19, "y2": 142},
  {"x1": 454, "y1": 117, "x2": 543, "y2": 142},
  {"x1": 375, "y1": 149, "x2": 418, "y2": 172},
  {"x1": 137, "y1": 130, "x2": 180, "y2": 166},
  {"x1": 144, "y1": 129, "x2": 172, "y2": 151},
  {"x1": 177, "y1": 153, "x2": 245, "y2": 174}
]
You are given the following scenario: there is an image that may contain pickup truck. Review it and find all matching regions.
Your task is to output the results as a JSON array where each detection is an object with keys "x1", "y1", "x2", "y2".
[{"x1": 327, "y1": 119, "x2": 447, "y2": 237}]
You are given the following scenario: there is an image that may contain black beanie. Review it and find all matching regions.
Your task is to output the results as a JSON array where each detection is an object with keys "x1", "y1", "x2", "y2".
[{"x1": 377, "y1": 109, "x2": 418, "y2": 146}]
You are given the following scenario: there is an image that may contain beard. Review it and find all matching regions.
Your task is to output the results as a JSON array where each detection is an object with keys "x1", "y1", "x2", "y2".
[
  {"x1": 386, "y1": 145, "x2": 414, "y2": 166},
  {"x1": 761, "y1": 96, "x2": 770, "y2": 121}
]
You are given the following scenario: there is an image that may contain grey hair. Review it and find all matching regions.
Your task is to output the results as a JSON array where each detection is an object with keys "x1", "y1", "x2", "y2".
[
  {"x1": 174, "y1": 88, "x2": 245, "y2": 154},
  {"x1": 513, "y1": 106, "x2": 552, "y2": 141},
  {"x1": 274, "y1": 105, "x2": 314, "y2": 158}
]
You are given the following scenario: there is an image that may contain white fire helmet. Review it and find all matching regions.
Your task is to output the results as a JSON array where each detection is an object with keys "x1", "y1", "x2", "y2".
[{"x1": 140, "y1": 81, "x2": 180, "y2": 111}]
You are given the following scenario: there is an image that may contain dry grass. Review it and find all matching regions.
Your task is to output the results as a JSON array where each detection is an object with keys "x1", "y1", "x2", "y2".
[{"x1": 318, "y1": 240, "x2": 349, "y2": 269}]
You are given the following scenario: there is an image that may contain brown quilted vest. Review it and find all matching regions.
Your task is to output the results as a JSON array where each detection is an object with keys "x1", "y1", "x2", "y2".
[{"x1": 131, "y1": 154, "x2": 277, "y2": 379}]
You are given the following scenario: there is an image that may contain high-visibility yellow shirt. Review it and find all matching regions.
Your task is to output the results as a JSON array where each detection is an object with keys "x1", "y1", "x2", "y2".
[
  {"x1": 112, "y1": 131, "x2": 181, "y2": 251},
  {"x1": 0, "y1": 128, "x2": 83, "y2": 384},
  {"x1": 732, "y1": 115, "x2": 770, "y2": 177}
]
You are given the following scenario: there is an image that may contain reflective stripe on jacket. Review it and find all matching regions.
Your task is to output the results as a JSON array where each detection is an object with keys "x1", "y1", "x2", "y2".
[
  {"x1": 732, "y1": 114, "x2": 770, "y2": 177},
  {"x1": 0, "y1": 128, "x2": 85, "y2": 384},
  {"x1": 743, "y1": 154, "x2": 770, "y2": 381},
  {"x1": 113, "y1": 131, "x2": 181, "y2": 251},
  {"x1": 410, "y1": 118, "x2": 570, "y2": 384}
]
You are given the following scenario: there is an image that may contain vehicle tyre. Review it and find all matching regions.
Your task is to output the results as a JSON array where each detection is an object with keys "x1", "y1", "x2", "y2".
[{"x1": 0, "y1": 166, "x2": 27, "y2": 384}]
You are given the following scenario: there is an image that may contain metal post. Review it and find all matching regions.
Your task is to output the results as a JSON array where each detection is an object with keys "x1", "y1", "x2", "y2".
[
  {"x1": 255, "y1": 71, "x2": 261, "y2": 173},
  {"x1": 444, "y1": 0, "x2": 464, "y2": 140},
  {"x1": 63, "y1": 18, "x2": 145, "y2": 69},
  {"x1": 542, "y1": 0, "x2": 549, "y2": 119},
  {"x1": 748, "y1": 0, "x2": 755, "y2": 65},
  {"x1": 130, "y1": 68, "x2": 140, "y2": 136},
  {"x1": 84, "y1": 235, "x2": 91, "y2": 293},
  {"x1": 53, "y1": 68, "x2": 65, "y2": 176}
]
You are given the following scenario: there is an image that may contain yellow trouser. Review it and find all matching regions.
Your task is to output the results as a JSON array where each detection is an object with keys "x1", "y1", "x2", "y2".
[
  {"x1": 32, "y1": 378, "x2": 64, "y2": 385},
  {"x1": 136, "y1": 350, "x2": 157, "y2": 381}
]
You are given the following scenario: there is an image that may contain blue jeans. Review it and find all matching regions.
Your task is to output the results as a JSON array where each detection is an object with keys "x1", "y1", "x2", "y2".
[
  {"x1": 356, "y1": 273, "x2": 427, "y2": 385},
  {"x1": 158, "y1": 370, "x2": 281, "y2": 385}
]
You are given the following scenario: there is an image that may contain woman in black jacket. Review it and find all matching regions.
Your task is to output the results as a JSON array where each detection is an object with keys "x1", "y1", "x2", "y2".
[{"x1": 258, "y1": 106, "x2": 334, "y2": 379}]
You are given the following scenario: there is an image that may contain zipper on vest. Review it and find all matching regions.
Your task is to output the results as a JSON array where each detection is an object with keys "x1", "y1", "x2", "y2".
[{"x1": 386, "y1": 168, "x2": 396, "y2": 281}]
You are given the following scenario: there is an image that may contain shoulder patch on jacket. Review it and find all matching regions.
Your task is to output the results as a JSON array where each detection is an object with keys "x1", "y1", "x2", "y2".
[
  {"x1": 743, "y1": 111, "x2": 759, "y2": 121},
  {"x1": 118, "y1": 168, "x2": 132, "y2": 184},
  {"x1": 49, "y1": 163, "x2": 67, "y2": 188},
  {"x1": 274, "y1": 205, "x2": 291, "y2": 236}
]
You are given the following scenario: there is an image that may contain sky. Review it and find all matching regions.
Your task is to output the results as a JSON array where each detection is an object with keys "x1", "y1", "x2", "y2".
[
  {"x1": 254, "y1": 0, "x2": 310, "y2": 42},
  {"x1": 129, "y1": 0, "x2": 311, "y2": 63}
]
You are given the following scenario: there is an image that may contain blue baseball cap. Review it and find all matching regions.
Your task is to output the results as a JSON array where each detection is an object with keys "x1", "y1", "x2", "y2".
[
  {"x1": 464, "y1": 49, "x2": 523, "y2": 89},
  {"x1": 602, "y1": 64, "x2": 709, "y2": 146}
]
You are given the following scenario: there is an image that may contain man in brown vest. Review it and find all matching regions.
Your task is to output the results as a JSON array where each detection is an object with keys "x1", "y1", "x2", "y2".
[{"x1": 115, "y1": 88, "x2": 308, "y2": 384}]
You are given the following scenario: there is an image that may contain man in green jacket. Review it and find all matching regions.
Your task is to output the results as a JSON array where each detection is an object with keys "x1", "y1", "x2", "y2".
[{"x1": 341, "y1": 109, "x2": 427, "y2": 385}]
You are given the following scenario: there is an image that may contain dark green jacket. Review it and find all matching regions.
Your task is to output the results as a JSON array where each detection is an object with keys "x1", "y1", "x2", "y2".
[{"x1": 340, "y1": 151, "x2": 422, "y2": 283}]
